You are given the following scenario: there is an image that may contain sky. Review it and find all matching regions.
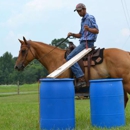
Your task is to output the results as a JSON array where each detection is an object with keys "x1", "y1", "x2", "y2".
[{"x1": 0, "y1": 0, "x2": 130, "y2": 57}]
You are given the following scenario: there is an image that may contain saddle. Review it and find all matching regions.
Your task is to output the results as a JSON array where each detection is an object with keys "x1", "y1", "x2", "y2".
[
  {"x1": 65, "y1": 45, "x2": 105, "y2": 87},
  {"x1": 83, "y1": 47, "x2": 104, "y2": 66},
  {"x1": 82, "y1": 47, "x2": 104, "y2": 86}
]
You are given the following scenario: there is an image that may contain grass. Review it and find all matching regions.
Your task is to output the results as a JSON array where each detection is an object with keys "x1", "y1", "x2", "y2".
[
  {"x1": 0, "y1": 84, "x2": 130, "y2": 130},
  {"x1": 0, "y1": 83, "x2": 39, "y2": 93},
  {"x1": 0, "y1": 93, "x2": 39, "y2": 130},
  {"x1": 75, "y1": 99, "x2": 130, "y2": 130}
]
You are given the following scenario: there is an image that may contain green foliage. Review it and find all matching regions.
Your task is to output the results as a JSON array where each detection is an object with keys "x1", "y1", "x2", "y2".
[
  {"x1": 0, "y1": 52, "x2": 48, "y2": 85},
  {"x1": 0, "y1": 52, "x2": 14, "y2": 84},
  {"x1": 51, "y1": 38, "x2": 70, "y2": 49}
]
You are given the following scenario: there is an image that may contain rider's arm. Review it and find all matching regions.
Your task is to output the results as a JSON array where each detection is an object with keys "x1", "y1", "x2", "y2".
[
  {"x1": 72, "y1": 33, "x2": 81, "y2": 38},
  {"x1": 68, "y1": 32, "x2": 81, "y2": 38},
  {"x1": 84, "y1": 25, "x2": 99, "y2": 34}
]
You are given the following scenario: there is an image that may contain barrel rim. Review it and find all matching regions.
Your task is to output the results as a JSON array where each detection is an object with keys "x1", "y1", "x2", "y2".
[
  {"x1": 89, "y1": 78, "x2": 123, "y2": 83},
  {"x1": 40, "y1": 78, "x2": 74, "y2": 82}
]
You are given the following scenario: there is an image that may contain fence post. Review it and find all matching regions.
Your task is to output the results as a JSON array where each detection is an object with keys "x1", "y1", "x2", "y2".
[{"x1": 17, "y1": 81, "x2": 19, "y2": 95}]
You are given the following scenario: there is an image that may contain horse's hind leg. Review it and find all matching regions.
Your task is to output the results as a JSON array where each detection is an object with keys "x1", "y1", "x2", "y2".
[
  {"x1": 123, "y1": 81, "x2": 130, "y2": 107},
  {"x1": 124, "y1": 90, "x2": 128, "y2": 108}
]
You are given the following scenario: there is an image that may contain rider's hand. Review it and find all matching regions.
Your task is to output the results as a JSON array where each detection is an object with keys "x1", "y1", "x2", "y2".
[
  {"x1": 84, "y1": 25, "x2": 90, "y2": 31},
  {"x1": 67, "y1": 32, "x2": 73, "y2": 37}
]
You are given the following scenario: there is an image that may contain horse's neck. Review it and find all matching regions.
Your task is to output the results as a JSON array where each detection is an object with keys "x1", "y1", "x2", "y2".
[{"x1": 31, "y1": 41, "x2": 66, "y2": 73}]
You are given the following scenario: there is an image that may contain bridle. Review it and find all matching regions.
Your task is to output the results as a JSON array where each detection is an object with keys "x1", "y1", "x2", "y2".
[{"x1": 20, "y1": 42, "x2": 35, "y2": 67}]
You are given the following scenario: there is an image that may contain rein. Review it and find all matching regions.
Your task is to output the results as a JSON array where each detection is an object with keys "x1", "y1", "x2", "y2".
[
  {"x1": 37, "y1": 36, "x2": 69, "y2": 62},
  {"x1": 84, "y1": 31, "x2": 88, "y2": 48}
]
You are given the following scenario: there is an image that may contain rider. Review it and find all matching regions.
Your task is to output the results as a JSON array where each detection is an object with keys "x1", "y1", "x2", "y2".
[{"x1": 66, "y1": 3, "x2": 99, "y2": 88}]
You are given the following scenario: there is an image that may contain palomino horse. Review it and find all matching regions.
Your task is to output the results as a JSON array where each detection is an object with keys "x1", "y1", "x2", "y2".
[{"x1": 15, "y1": 37, "x2": 130, "y2": 107}]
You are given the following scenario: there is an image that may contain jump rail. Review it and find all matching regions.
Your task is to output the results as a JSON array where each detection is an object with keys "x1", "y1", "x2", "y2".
[{"x1": 47, "y1": 48, "x2": 92, "y2": 78}]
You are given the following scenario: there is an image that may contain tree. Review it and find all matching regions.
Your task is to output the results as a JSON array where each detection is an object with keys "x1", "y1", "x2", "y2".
[
  {"x1": 0, "y1": 52, "x2": 48, "y2": 84},
  {"x1": 0, "y1": 52, "x2": 14, "y2": 84},
  {"x1": 51, "y1": 38, "x2": 70, "y2": 49}
]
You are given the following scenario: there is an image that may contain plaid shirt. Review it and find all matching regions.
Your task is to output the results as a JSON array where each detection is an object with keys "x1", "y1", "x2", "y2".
[{"x1": 79, "y1": 13, "x2": 99, "y2": 42}]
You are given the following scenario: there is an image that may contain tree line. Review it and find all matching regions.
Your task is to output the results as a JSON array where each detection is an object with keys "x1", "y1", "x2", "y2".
[{"x1": 0, "y1": 38, "x2": 70, "y2": 85}]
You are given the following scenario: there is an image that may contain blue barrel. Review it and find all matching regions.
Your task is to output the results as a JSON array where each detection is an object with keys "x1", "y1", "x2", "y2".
[
  {"x1": 39, "y1": 78, "x2": 75, "y2": 130},
  {"x1": 89, "y1": 78, "x2": 125, "y2": 128}
]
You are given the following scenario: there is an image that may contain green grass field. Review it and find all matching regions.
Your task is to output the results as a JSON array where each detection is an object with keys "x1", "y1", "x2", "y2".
[{"x1": 0, "y1": 84, "x2": 130, "y2": 130}]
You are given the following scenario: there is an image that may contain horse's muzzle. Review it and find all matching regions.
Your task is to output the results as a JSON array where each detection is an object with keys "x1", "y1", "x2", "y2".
[{"x1": 14, "y1": 64, "x2": 25, "y2": 71}]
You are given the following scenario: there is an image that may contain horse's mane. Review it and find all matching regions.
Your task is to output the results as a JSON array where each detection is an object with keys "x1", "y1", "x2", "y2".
[{"x1": 29, "y1": 40, "x2": 66, "y2": 52}]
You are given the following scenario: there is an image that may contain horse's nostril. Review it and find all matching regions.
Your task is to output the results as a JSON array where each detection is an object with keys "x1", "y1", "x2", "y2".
[{"x1": 14, "y1": 65, "x2": 18, "y2": 69}]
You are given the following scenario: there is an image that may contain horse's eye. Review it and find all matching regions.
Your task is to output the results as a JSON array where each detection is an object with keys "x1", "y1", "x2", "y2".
[{"x1": 21, "y1": 50, "x2": 26, "y2": 55}]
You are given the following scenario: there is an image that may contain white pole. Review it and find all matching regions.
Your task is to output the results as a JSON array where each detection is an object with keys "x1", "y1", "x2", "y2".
[{"x1": 47, "y1": 48, "x2": 92, "y2": 78}]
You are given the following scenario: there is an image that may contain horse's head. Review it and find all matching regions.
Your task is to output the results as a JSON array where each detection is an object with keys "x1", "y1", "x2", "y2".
[{"x1": 14, "y1": 37, "x2": 35, "y2": 71}]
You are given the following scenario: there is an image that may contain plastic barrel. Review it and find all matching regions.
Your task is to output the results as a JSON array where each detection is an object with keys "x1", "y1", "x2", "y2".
[
  {"x1": 89, "y1": 78, "x2": 125, "y2": 128},
  {"x1": 39, "y1": 78, "x2": 75, "y2": 130}
]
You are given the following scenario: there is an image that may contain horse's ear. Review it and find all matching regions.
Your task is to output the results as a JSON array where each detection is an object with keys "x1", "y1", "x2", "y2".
[
  {"x1": 23, "y1": 36, "x2": 27, "y2": 45},
  {"x1": 18, "y1": 39, "x2": 24, "y2": 45}
]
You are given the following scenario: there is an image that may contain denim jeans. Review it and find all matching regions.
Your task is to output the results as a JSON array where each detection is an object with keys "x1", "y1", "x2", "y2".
[{"x1": 66, "y1": 40, "x2": 94, "y2": 78}]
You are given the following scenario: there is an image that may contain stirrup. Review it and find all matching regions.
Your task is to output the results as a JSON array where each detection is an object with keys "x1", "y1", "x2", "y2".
[{"x1": 76, "y1": 81, "x2": 87, "y2": 88}]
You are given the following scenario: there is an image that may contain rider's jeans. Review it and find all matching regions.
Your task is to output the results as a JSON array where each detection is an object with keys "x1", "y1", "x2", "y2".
[{"x1": 66, "y1": 40, "x2": 94, "y2": 78}]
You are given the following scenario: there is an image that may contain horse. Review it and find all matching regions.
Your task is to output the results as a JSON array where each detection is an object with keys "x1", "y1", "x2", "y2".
[{"x1": 14, "y1": 37, "x2": 130, "y2": 107}]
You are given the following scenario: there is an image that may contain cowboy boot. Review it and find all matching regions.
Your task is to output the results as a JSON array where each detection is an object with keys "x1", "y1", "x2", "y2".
[{"x1": 76, "y1": 76, "x2": 87, "y2": 88}]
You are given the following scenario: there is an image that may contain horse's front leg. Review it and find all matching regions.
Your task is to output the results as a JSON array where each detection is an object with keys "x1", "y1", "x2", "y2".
[{"x1": 124, "y1": 89, "x2": 128, "y2": 108}]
